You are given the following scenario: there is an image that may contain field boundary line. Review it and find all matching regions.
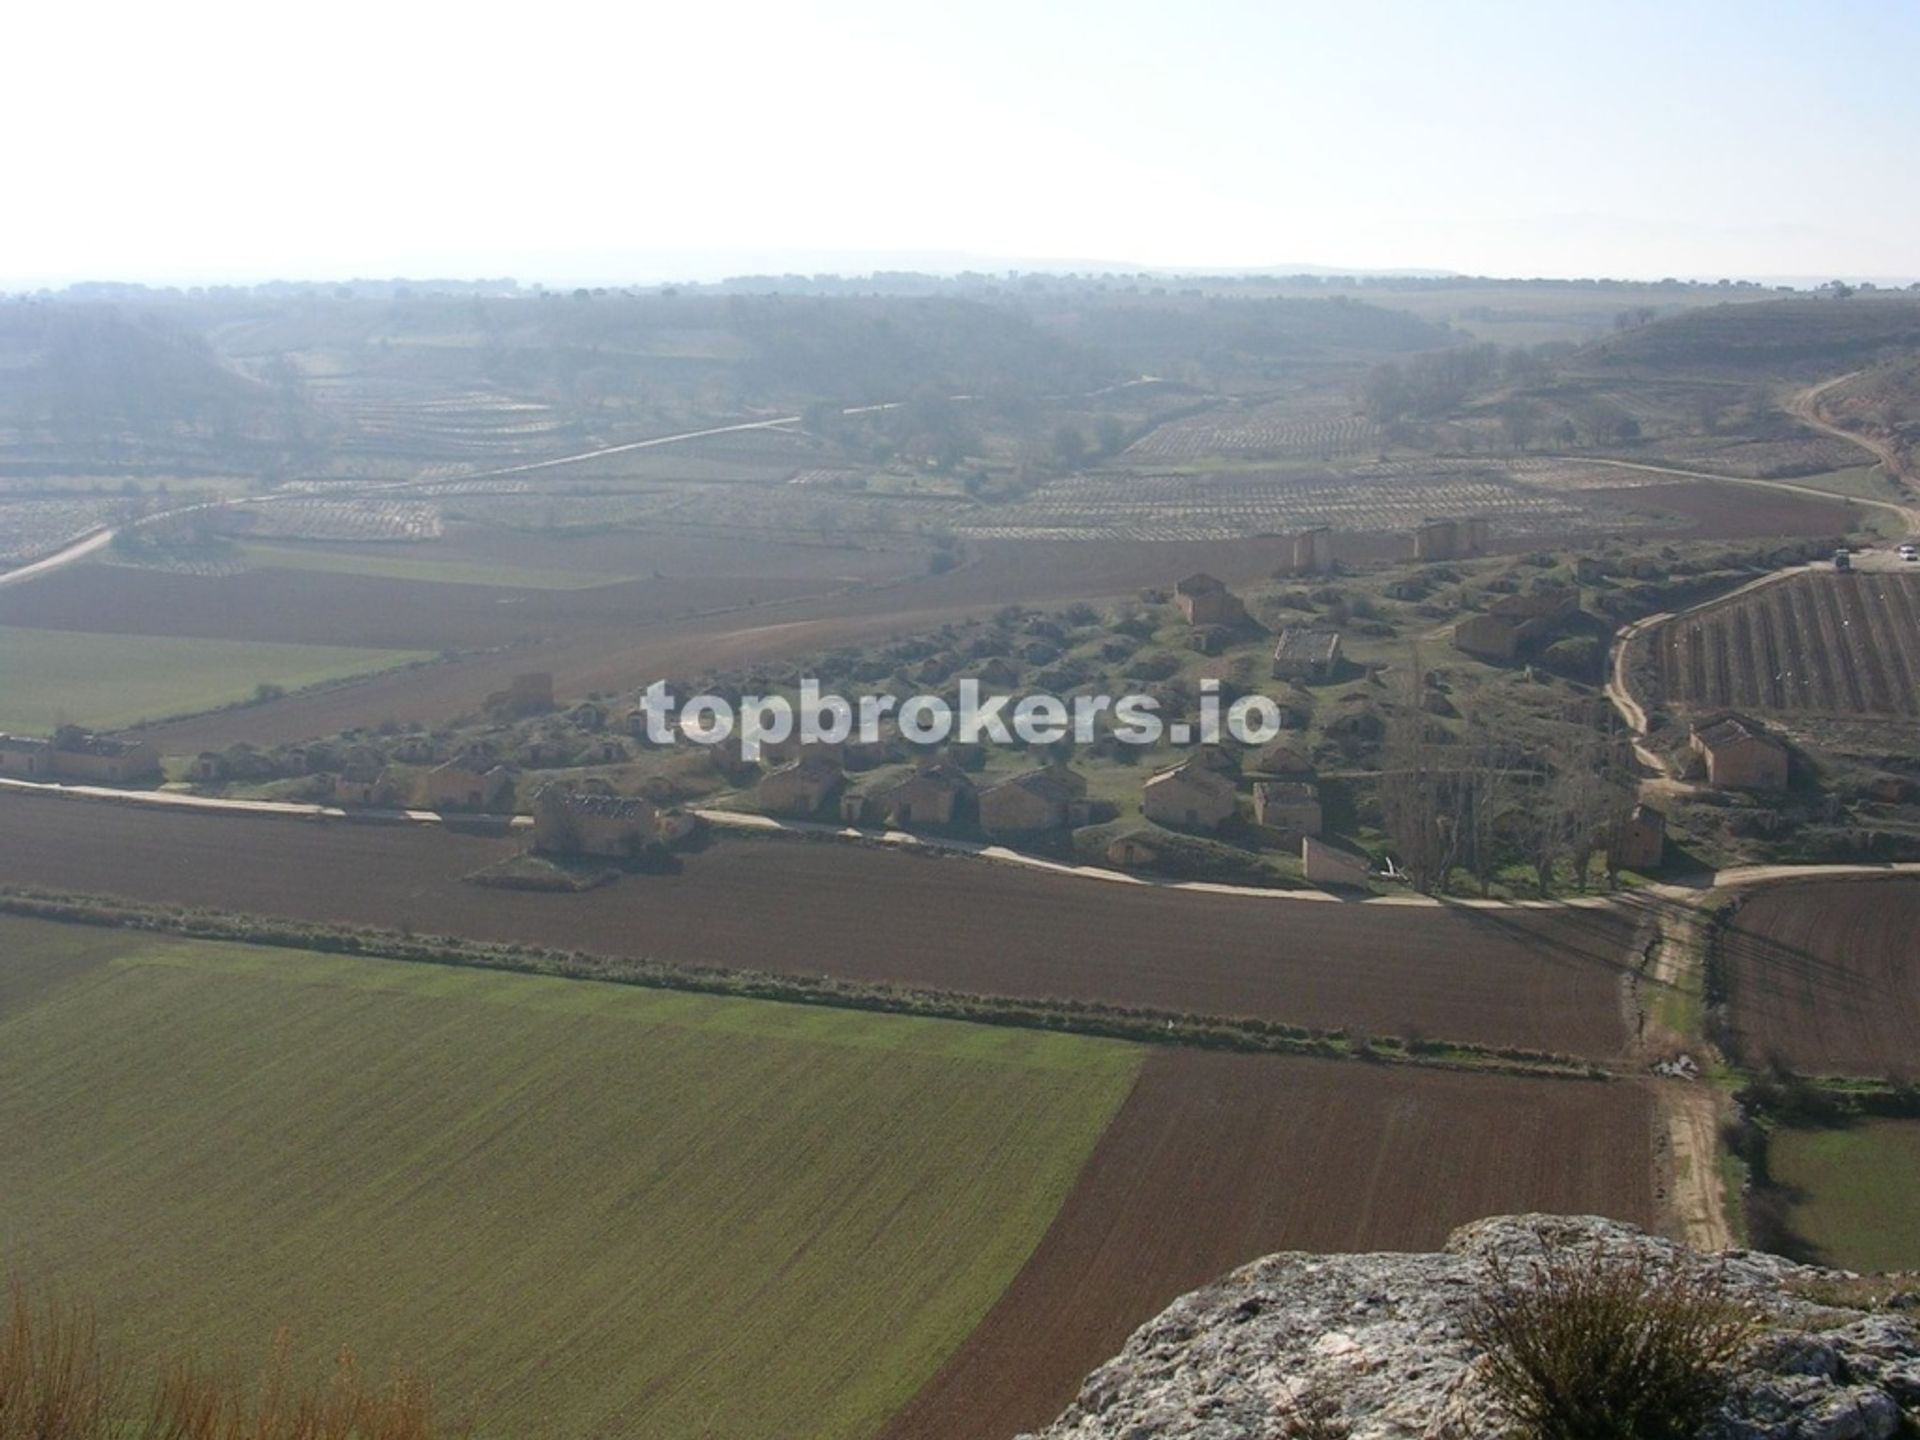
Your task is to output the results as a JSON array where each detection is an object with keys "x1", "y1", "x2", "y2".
[
  {"x1": 0, "y1": 774, "x2": 1625, "y2": 914},
  {"x1": 1544, "y1": 452, "x2": 1920, "y2": 535},
  {"x1": 0, "y1": 886, "x2": 1620, "y2": 1079}
]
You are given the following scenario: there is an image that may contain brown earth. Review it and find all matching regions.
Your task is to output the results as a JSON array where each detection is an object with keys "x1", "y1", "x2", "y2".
[
  {"x1": 1714, "y1": 876, "x2": 1920, "y2": 1075},
  {"x1": 14, "y1": 535, "x2": 1300, "y2": 750},
  {"x1": 0, "y1": 794, "x2": 1635, "y2": 1056},
  {"x1": 1594, "y1": 481, "x2": 1857, "y2": 539},
  {"x1": 0, "y1": 529, "x2": 928, "y2": 649},
  {"x1": 878, "y1": 1049, "x2": 1658, "y2": 1440}
]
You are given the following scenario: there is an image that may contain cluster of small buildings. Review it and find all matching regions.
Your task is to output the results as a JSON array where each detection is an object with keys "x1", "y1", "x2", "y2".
[
  {"x1": 0, "y1": 729, "x2": 160, "y2": 783},
  {"x1": 1452, "y1": 588, "x2": 1578, "y2": 662}
]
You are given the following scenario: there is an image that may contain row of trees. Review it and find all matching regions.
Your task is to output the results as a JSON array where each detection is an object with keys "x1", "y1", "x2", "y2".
[{"x1": 1377, "y1": 660, "x2": 1638, "y2": 896}]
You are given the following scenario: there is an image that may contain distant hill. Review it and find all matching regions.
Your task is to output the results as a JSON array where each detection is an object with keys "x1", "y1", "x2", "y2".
[{"x1": 1585, "y1": 296, "x2": 1920, "y2": 375}]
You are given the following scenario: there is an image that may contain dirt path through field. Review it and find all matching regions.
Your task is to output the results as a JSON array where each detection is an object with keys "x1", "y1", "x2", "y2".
[
  {"x1": 1657, "y1": 1082, "x2": 1732, "y2": 1252},
  {"x1": 1787, "y1": 372, "x2": 1915, "y2": 493}
]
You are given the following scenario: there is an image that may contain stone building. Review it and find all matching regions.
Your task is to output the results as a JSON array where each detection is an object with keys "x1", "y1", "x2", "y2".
[
  {"x1": 757, "y1": 755, "x2": 845, "y2": 816},
  {"x1": 1452, "y1": 589, "x2": 1577, "y2": 662},
  {"x1": 532, "y1": 789, "x2": 661, "y2": 857},
  {"x1": 979, "y1": 765, "x2": 1090, "y2": 836},
  {"x1": 859, "y1": 762, "x2": 975, "y2": 828},
  {"x1": 1174, "y1": 573, "x2": 1250, "y2": 628},
  {"x1": 1689, "y1": 713, "x2": 1789, "y2": 791},
  {"x1": 1608, "y1": 803, "x2": 1666, "y2": 871},
  {"x1": 1252, "y1": 780, "x2": 1322, "y2": 836},
  {"x1": 1302, "y1": 834, "x2": 1372, "y2": 887},
  {"x1": 1271, "y1": 628, "x2": 1343, "y2": 682},
  {"x1": 422, "y1": 758, "x2": 515, "y2": 811},
  {"x1": 1412, "y1": 516, "x2": 1490, "y2": 562},
  {"x1": 1284, "y1": 527, "x2": 1334, "y2": 575},
  {"x1": 0, "y1": 734, "x2": 52, "y2": 779},
  {"x1": 1142, "y1": 757, "x2": 1238, "y2": 831}
]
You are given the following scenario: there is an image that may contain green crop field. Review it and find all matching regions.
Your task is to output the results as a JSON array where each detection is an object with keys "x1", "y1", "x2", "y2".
[
  {"x1": 1769, "y1": 1119, "x2": 1920, "y2": 1272},
  {"x1": 0, "y1": 917, "x2": 1138, "y2": 1438},
  {"x1": 0, "y1": 625, "x2": 430, "y2": 734}
]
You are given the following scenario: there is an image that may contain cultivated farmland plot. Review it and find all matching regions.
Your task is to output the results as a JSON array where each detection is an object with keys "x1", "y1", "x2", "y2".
[
  {"x1": 1713, "y1": 877, "x2": 1920, "y2": 1075},
  {"x1": 957, "y1": 469, "x2": 1599, "y2": 542},
  {"x1": 0, "y1": 495, "x2": 128, "y2": 566},
  {"x1": 228, "y1": 497, "x2": 445, "y2": 542},
  {"x1": 1127, "y1": 397, "x2": 1384, "y2": 462},
  {"x1": 1642, "y1": 571, "x2": 1920, "y2": 720},
  {"x1": 0, "y1": 916, "x2": 1133, "y2": 1440}
]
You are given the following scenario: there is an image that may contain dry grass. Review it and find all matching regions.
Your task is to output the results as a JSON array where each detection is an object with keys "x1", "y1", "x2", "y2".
[
  {"x1": 0, "y1": 1284, "x2": 467, "y2": 1440},
  {"x1": 1465, "y1": 1251, "x2": 1755, "y2": 1440}
]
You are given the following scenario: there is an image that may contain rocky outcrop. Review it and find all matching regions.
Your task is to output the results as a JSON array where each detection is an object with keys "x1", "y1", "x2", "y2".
[{"x1": 1021, "y1": 1215, "x2": 1919, "y2": 1440}]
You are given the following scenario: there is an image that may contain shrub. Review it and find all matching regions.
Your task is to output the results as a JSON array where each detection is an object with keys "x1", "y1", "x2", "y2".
[
  {"x1": 1465, "y1": 1249, "x2": 1754, "y2": 1440},
  {"x1": 0, "y1": 1280, "x2": 468, "y2": 1440}
]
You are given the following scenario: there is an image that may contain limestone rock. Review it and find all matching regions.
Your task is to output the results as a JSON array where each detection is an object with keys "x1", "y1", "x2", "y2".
[{"x1": 1020, "y1": 1215, "x2": 1918, "y2": 1440}]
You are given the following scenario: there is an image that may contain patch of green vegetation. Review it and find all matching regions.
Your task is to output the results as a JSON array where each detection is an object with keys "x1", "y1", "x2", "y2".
[
  {"x1": 238, "y1": 542, "x2": 641, "y2": 590},
  {"x1": 0, "y1": 625, "x2": 430, "y2": 735},
  {"x1": 1767, "y1": 1120, "x2": 1920, "y2": 1272},
  {"x1": 1783, "y1": 464, "x2": 1905, "y2": 504},
  {"x1": 0, "y1": 915, "x2": 1138, "y2": 1439}
]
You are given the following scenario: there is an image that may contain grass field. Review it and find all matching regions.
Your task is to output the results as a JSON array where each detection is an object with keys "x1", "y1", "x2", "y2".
[
  {"x1": 238, "y1": 541, "x2": 643, "y2": 590},
  {"x1": 0, "y1": 916, "x2": 1138, "y2": 1439},
  {"x1": 1768, "y1": 1119, "x2": 1920, "y2": 1272},
  {"x1": 0, "y1": 625, "x2": 430, "y2": 733}
]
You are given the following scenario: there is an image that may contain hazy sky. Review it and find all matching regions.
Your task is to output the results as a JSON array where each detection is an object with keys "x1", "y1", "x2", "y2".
[{"x1": 8, "y1": 0, "x2": 1917, "y2": 286}]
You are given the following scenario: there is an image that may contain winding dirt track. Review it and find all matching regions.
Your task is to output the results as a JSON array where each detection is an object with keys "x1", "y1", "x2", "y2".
[
  {"x1": 878, "y1": 1050, "x2": 1656, "y2": 1440},
  {"x1": 0, "y1": 791, "x2": 1636, "y2": 1056}
]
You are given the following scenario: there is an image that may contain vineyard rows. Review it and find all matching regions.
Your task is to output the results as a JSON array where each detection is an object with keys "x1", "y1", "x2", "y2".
[{"x1": 1651, "y1": 572, "x2": 1920, "y2": 718}]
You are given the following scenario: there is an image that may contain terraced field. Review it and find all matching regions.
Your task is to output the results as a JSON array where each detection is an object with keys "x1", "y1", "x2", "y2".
[
  {"x1": 0, "y1": 915, "x2": 1137, "y2": 1439},
  {"x1": 1126, "y1": 397, "x2": 1383, "y2": 462},
  {"x1": 959, "y1": 469, "x2": 1591, "y2": 543},
  {"x1": 1642, "y1": 571, "x2": 1920, "y2": 719}
]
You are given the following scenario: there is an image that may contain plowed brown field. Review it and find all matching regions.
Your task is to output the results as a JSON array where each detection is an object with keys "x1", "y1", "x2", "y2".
[
  {"x1": 21, "y1": 535, "x2": 1299, "y2": 750},
  {"x1": 1596, "y1": 482, "x2": 1857, "y2": 540},
  {"x1": 1714, "y1": 877, "x2": 1920, "y2": 1074},
  {"x1": 0, "y1": 794, "x2": 1635, "y2": 1056},
  {"x1": 878, "y1": 1050, "x2": 1657, "y2": 1440}
]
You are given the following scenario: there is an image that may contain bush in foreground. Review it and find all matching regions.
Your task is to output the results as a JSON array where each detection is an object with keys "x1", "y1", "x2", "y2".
[{"x1": 1464, "y1": 1250, "x2": 1754, "y2": 1440}]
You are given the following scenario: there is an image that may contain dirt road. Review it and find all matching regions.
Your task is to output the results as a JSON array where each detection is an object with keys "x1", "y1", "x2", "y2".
[{"x1": 1787, "y1": 372, "x2": 1914, "y2": 493}]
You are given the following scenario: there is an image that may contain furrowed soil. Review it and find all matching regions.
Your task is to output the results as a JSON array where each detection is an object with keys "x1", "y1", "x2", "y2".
[
  {"x1": 1594, "y1": 481, "x2": 1858, "y2": 539},
  {"x1": 878, "y1": 1049, "x2": 1657, "y2": 1440},
  {"x1": 6, "y1": 535, "x2": 1302, "y2": 749},
  {"x1": 0, "y1": 915, "x2": 1137, "y2": 1440},
  {"x1": 0, "y1": 793, "x2": 1634, "y2": 1056},
  {"x1": 1713, "y1": 877, "x2": 1920, "y2": 1074}
]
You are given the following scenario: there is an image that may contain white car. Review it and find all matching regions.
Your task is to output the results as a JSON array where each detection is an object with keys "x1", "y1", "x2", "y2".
[{"x1": 1901, "y1": 544, "x2": 1919, "y2": 563}]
